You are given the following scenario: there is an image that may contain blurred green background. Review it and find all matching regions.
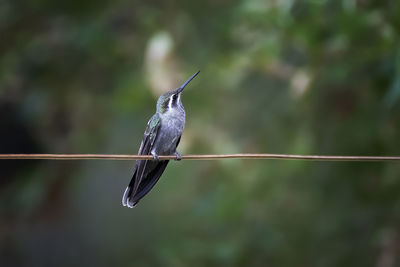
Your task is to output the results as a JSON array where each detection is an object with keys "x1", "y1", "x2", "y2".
[{"x1": 1, "y1": 0, "x2": 400, "y2": 266}]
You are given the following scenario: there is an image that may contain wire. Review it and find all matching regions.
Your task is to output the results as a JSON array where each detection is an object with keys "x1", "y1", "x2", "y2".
[{"x1": 0, "y1": 153, "x2": 399, "y2": 161}]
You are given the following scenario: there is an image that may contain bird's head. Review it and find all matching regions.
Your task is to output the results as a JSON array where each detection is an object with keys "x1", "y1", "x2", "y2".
[{"x1": 156, "y1": 71, "x2": 199, "y2": 114}]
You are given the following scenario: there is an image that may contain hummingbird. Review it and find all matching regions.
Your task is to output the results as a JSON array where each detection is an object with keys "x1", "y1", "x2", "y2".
[{"x1": 122, "y1": 71, "x2": 200, "y2": 208}]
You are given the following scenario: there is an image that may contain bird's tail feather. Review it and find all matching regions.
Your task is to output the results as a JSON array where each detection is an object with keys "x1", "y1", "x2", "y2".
[
  {"x1": 122, "y1": 168, "x2": 138, "y2": 208},
  {"x1": 122, "y1": 161, "x2": 169, "y2": 208}
]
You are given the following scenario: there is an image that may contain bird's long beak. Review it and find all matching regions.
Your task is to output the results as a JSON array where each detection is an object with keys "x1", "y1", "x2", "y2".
[{"x1": 177, "y1": 71, "x2": 200, "y2": 94}]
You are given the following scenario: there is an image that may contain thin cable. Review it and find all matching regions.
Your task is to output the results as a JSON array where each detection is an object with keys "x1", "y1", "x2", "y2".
[{"x1": 0, "y1": 153, "x2": 399, "y2": 161}]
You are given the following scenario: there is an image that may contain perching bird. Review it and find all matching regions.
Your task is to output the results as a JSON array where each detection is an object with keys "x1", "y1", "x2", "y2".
[{"x1": 122, "y1": 71, "x2": 200, "y2": 208}]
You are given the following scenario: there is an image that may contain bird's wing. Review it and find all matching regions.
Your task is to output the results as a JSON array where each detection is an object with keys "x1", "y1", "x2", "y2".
[
  {"x1": 132, "y1": 113, "x2": 162, "y2": 196},
  {"x1": 176, "y1": 135, "x2": 182, "y2": 148},
  {"x1": 129, "y1": 160, "x2": 169, "y2": 205}
]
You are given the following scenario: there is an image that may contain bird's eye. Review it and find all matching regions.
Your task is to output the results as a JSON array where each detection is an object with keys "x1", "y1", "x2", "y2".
[{"x1": 172, "y1": 95, "x2": 177, "y2": 101}]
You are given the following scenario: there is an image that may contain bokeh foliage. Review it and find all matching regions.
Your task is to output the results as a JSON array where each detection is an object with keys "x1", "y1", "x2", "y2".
[{"x1": 1, "y1": 0, "x2": 400, "y2": 266}]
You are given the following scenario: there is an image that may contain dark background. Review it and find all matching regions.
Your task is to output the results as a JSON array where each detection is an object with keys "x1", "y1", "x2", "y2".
[{"x1": 1, "y1": 0, "x2": 400, "y2": 266}]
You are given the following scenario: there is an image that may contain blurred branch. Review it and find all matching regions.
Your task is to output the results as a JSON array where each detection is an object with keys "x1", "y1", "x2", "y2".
[{"x1": 0, "y1": 154, "x2": 399, "y2": 161}]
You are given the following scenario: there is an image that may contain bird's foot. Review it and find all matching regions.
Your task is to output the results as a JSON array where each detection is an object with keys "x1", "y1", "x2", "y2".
[
  {"x1": 174, "y1": 151, "x2": 182, "y2": 161},
  {"x1": 151, "y1": 151, "x2": 159, "y2": 160}
]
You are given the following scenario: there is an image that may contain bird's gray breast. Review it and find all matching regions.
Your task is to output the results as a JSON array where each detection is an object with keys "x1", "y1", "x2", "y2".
[{"x1": 153, "y1": 109, "x2": 185, "y2": 154}]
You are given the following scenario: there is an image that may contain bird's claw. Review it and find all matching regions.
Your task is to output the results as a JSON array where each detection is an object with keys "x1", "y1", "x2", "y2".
[
  {"x1": 174, "y1": 151, "x2": 182, "y2": 161},
  {"x1": 151, "y1": 152, "x2": 159, "y2": 160}
]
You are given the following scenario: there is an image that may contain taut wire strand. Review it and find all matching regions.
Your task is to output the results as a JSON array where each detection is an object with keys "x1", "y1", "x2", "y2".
[{"x1": 0, "y1": 154, "x2": 399, "y2": 161}]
